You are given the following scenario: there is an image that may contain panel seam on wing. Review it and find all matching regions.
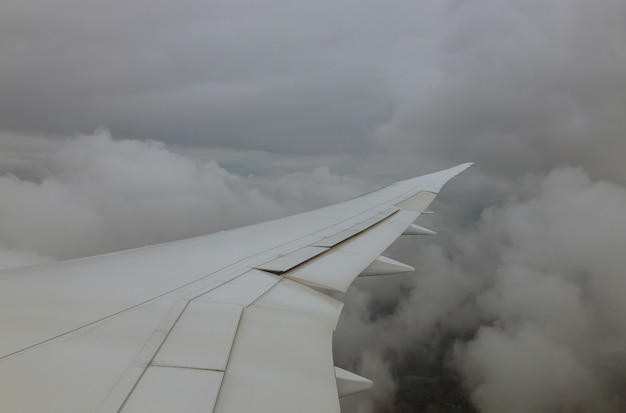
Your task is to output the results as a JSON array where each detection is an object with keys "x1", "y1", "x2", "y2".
[
  {"x1": 207, "y1": 300, "x2": 246, "y2": 412},
  {"x1": 116, "y1": 299, "x2": 193, "y2": 412},
  {"x1": 253, "y1": 208, "x2": 400, "y2": 279}
]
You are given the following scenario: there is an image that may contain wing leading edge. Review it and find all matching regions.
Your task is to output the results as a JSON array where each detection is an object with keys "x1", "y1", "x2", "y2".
[{"x1": 0, "y1": 163, "x2": 472, "y2": 413}]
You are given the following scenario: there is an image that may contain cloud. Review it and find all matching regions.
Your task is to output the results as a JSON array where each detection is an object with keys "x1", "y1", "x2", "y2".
[
  {"x1": 454, "y1": 167, "x2": 626, "y2": 412},
  {"x1": 333, "y1": 166, "x2": 626, "y2": 412},
  {"x1": 0, "y1": 0, "x2": 420, "y2": 153},
  {"x1": 0, "y1": 129, "x2": 370, "y2": 262},
  {"x1": 377, "y1": 0, "x2": 626, "y2": 184},
  {"x1": 456, "y1": 325, "x2": 607, "y2": 413},
  {"x1": 0, "y1": 249, "x2": 53, "y2": 271},
  {"x1": 0, "y1": 132, "x2": 63, "y2": 178},
  {"x1": 1, "y1": 0, "x2": 624, "y2": 168}
]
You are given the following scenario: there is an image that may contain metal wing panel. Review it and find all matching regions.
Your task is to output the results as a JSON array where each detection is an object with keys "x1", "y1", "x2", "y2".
[
  {"x1": 120, "y1": 367, "x2": 223, "y2": 413},
  {"x1": 255, "y1": 246, "x2": 329, "y2": 273},
  {"x1": 285, "y1": 209, "x2": 420, "y2": 292},
  {"x1": 153, "y1": 302, "x2": 243, "y2": 371},
  {"x1": 214, "y1": 280, "x2": 343, "y2": 413},
  {"x1": 215, "y1": 307, "x2": 339, "y2": 413},
  {"x1": 195, "y1": 270, "x2": 281, "y2": 306},
  {"x1": 311, "y1": 208, "x2": 398, "y2": 248},
  {"x1": 0, "y1": 297, "x2": 182, "y2": 413},
  {"x1": 396, "y1": 162, "x2": 474, "y2": 193},
  {"x1": 396, "y1": 191, "x2": 437, "y2": 212},
  {"x1": 0, "y1": 201, "x2": 396, "y2": 358}
]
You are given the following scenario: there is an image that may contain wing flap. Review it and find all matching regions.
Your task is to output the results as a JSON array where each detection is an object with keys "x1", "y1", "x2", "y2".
[
  {"x1": 396, "y1": 191, "x2": 437, "y2": 211},
  {"x1": 120, "y1": 366, "x2": 222, "y2": 413},
  {"x1": 215, "y1": 279, "x2": 343, "y2": 413},
  {"x1": 312, "y1": 208, "x2": 398, "y2": 247},
  {"x1": 256, "y1": 246, "x2": 328, "y2": 274},
  {"x1": 284, "y1": 209, "x2": 420, "y2": 291}
]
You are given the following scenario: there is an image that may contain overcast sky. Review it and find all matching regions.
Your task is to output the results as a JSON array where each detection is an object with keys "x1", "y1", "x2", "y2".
[
  {"x1": 3, "y1": 0, "x2": 624, "y2": 180},
  {"x1": 1, "y1": 1, "x2": 626, "y2": 412}
]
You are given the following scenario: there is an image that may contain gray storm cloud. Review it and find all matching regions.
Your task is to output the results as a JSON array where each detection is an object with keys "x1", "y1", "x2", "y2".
[
  {"x1": 378, "y1": 0, "x2": 626, "y2": 184},
  {"x1": 1, "y1": 0, "x2": 626, "y2": 412}
]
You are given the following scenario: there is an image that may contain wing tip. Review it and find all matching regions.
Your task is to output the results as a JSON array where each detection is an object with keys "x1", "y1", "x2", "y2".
[
  {"x1": 447, "y1": 161, "x2": 475, "y2": 175},
  {"x1": 399, "y1": 162, "x2": 474, "y2": 192}
]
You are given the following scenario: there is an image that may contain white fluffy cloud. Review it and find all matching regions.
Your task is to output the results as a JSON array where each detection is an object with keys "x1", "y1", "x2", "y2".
[{"x1": 0, "y1": 129, "x2": 369, "y2": 263}]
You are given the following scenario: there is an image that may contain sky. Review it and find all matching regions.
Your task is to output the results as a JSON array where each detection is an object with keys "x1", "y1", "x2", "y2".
[{"x1": 1, "y1": 0, "x2": 626, "y2": 412}]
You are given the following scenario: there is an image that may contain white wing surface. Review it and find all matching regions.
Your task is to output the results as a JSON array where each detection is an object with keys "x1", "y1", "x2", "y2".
[{"x1": 0, "y1": 163, "x2": 472, "y2": 413}]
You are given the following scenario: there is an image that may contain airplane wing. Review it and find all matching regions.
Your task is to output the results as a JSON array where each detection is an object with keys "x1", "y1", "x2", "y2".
[{"x1": 0, "y1": 163, "x2": 472, "y2": 413}]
